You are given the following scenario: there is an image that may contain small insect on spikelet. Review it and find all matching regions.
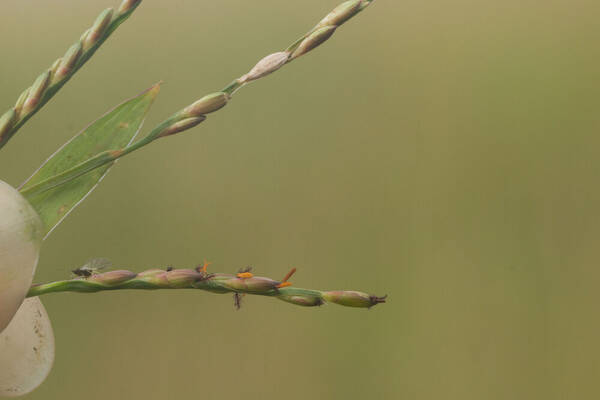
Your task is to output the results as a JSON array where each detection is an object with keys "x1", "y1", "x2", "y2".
[{"x1": 72, "y1": 258, "x2": 112, "y2": 278}]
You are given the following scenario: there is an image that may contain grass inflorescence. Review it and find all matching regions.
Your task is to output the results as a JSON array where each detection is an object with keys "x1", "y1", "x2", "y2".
[
  {"x1": 19, "y1": 0, "x2": 377, "y2": 198},
  {"x1": 0, "y1": 0, "x2": 142, "y2": 150},
  {"x1": 27, "y1": 264, "x2": 387, "y2": 309}
]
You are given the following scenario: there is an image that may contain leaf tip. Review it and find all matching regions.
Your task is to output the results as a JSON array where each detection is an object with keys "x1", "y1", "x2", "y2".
[{"x1": 147, "y1": 81, "x2": 162, "y2": 98}]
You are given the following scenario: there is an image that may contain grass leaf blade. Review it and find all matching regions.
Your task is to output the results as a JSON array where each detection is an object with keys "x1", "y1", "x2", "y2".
[{"x1": 21, "y1": 83, "x2": 160, "y2": 238}]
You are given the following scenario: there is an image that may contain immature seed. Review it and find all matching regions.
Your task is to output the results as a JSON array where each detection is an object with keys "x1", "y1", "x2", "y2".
[
  {"x1": 21, "y1": 71, "x2": 50, "y2": 115},
  {"x1": 315, "y1": 0, "x2": 363, "y2": 29},
  {"x1": 182, "y1": 92, "x2": 229, "y2": 117},
  {"x1": 290, "y1": 26, "x2": 337, "y2": 60},
  {"x1": 0, "y1": 110, "x2": 16, "y2": 143},
  {"x1": 54, "y1": 43, "x2": 83, "y2": 82},
  {"x1": 158, "y1": 116, "x2": 206, "y2": 138},
  {"x1": 240, "y1": 52, "x2": 290, "y2": 83}
]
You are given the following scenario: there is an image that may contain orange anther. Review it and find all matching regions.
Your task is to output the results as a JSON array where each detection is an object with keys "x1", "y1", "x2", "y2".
[
  {"x1": 200, "y1": 260, "x2": 211, "y2": 273},
  {"x1": 281, "y1": 267, "x2": 297, "y2": 283},
  {"x1": 276, "y1": 282, "x2": 292, "y2": 288},
  {"x1": 236, "y1": 272, "x2": 254, "y2": 279}
]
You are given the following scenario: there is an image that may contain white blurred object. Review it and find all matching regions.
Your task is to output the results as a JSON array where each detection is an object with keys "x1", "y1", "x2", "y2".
[
  {"x1": 0, "y1": 180, "x2": 43, "y2": 332},
  {"x1": 0, "y1": 297, "x2": 55, "y2": 397}
]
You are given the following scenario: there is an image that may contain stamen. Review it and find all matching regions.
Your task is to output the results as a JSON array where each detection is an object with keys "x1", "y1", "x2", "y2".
[
  {"x1": 281, "y1": 267, "x2": 297, "y2": 282},
  {"x1": 198, "y1": 260, "x2": 211, "y2": 273}
]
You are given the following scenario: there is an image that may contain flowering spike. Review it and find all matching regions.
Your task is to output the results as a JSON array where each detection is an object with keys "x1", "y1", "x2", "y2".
[
  {"x1": 26, "y1": 266, "x2": 385, "y2": 311},
  {"x1": 132, "y1": 0, "x2": 376, "y2": 146},
  {"x1": 14, "y1": 0, "x2": 376, "y2": 178}
]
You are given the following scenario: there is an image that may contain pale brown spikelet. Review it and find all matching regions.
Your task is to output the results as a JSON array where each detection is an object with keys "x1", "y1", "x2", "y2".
[
  {"x1": 240, "y1": 52, "x2": 290, "y2": 83},
  {"x1": 83, "y1": 8, "x2": 114, "y2": 50},
  {"x1": 0, "y1": 1, "x2": 143, "y2": 150},
  {"x1": 54, "y1": 43, "x2": 83, "y2": 82},
  {"x1": 21, "y1": 70, "x2": 50, "y2": 115},
  {"x1": 315, "y1": 0, "x2": 363, "y2": 29},
  {"x1": 158, "y1": 116, "x2": 206, "y2": 138},
  {"x1": 182, "y1": 92, "x2": 229, "y2": 117},
  {"x1": 118, "y1": 0, "x2": 142, "y2": 15},
  {"x1": 0, "y1": 110, "x2": 16, "y2": 142},
  {"x1": 290, "y1": 26, "x2": 337, "y2": 60},
  {"x1": 322, "y1": 290, "x2": 387, "y2": 308},
  {"x1": 14, "y1": 88, "x2": 30, "y2": 116}
]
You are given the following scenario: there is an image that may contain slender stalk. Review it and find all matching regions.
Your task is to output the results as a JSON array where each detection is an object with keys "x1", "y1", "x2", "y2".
[
  {"x1": 0, "y1": 0, "x2": 142, "y2": 150},
  {"x1": 27, "y1": 266, "x2": 387, "y2": 309},
  {"x1": 20, "y1": 0, "x2": 377, "y2": 197}
]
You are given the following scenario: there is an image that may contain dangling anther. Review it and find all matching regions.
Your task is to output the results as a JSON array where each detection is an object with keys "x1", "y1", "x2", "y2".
[
  {"x1": 276, "y1": 267, "x2": 296, "y2": 288},
  {"x1": 236, "y1": 266, "x2": 254, "y2": 279},
  {"x1": 281, "y1": 267, "x2": 296, "y2": 283}
]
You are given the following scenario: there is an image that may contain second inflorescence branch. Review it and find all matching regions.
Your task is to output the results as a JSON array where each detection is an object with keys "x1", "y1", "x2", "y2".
[{"x1": 19, "y1": 0, "x2": 377, "y2": 198}]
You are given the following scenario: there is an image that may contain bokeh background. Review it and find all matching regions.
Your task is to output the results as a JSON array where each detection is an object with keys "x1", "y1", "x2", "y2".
[{"x1": 1, "y1": 0, "x2": 600, "y2": 399}]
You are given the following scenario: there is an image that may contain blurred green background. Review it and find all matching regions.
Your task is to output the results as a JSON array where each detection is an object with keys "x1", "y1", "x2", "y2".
[{"x1": 1, "y1": 0, "x2": 600, "y2": 399}]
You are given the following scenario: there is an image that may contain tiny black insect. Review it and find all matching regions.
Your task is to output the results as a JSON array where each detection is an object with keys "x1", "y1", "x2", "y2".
[{"x1": 71, "y1": 268, "x2": 93, "y2": 278}]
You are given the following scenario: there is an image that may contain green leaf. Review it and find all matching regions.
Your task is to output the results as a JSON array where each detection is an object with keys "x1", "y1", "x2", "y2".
[{"x1": 20, "y1": 83, "x2": 160, "y2": 238}]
